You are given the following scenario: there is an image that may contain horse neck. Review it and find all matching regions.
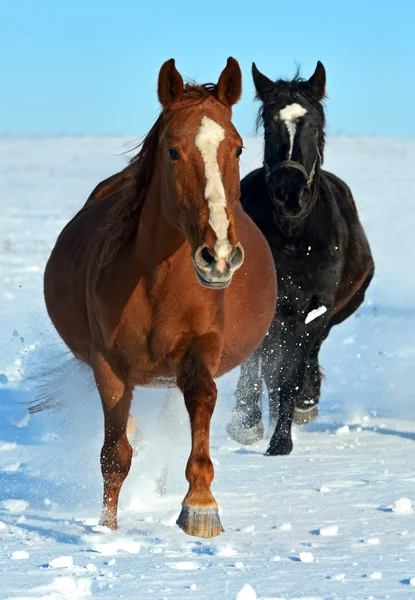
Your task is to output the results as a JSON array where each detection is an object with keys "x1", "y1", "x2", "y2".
[{"x1": 134, "y1": 170, "x2": 185, "y2": 267}]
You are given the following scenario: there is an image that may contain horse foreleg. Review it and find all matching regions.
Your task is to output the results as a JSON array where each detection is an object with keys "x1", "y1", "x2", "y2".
[
  {"x1": 293, "y1": 343, "x2": 322, "y2": 425},
  {"x1": 93, "y1": 353, "x2": 133, "y2": 530},
  {"x1": 265, "y1": 317, "x2": 330, "y2": 455},
  {"x1": 175, "y1": 334, "x2": 222, "y2": 538}
]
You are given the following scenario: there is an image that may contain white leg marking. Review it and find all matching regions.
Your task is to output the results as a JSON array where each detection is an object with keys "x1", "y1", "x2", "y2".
[
  {"x1": 279, "y1": 103, "x2": 307, "y2": 159},
  {"x1": 305, "y1": 305, "x2": 327, "y2": 324},
  {"x1": 195, "y1": 116, "x2": 230, "y2": 261}
]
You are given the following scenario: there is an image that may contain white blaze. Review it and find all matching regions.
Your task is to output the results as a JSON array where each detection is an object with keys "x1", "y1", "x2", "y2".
[
  {"x1": 195, "y1": 116, "x2": 230, "y2": 260},
  {"x1": 278, "y1": 103, "x2": 307, "y2": 159}
]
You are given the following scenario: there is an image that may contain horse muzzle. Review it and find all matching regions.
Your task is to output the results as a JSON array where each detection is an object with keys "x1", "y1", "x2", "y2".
[{"x1": 192, "y1": 243, "x2": 244, "y2": 289}]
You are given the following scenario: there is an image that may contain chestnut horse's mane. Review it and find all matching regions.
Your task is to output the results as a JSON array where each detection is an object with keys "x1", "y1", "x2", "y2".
[{"x1": 98, "y1": 82, "x2": 219, "y2": 265}]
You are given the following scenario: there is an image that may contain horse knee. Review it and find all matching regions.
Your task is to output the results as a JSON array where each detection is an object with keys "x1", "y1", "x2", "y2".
[{"x1": 184, "y1": 378, "x2": 217, "y2": 414}]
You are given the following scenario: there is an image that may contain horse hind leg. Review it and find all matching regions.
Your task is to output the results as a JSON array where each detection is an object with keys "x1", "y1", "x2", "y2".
[
  {"x1": 175, "y1": 334, "x2": 223, "y2": 538},
  {"x1": 93, "y1": 353, "x2": 133, "y2": 530}
]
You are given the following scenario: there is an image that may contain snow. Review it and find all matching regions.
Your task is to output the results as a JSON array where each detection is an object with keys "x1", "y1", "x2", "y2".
[
  {"x1": 335, "y1": 425, "x2": 350, "y2": 436},
  {"x1": 366, "y1": 537, "x2": 380, "y2": 545},
  {"x1": 216, "y1": 545, "x2": 238, "y2": 557},
  {"x1": 48, "y1": 556, "x2": 74, "y2": 568},
  {"x1": 93, "y1": 540, "x2": 141, "y2": 556},
  {"x1": 159, "y1": 508, "x2": 181, "y2": 527},
  {"x1": 331, "y1": 573, "x2": 345, "y2": 581},
  {"x1": 85, "y1": 564, "x2": 97, "y2": 572},
  {"x1": 392, "y1": 497, "x2": 413, "y2": 514},
  {"x1": 298, "y1": 552, "x2": 314, "y2": 563},
  {"x1": 0, "y1": 442, "x2": 17, "y2": 451},
  {"x1": 1, "y1": 461, "x2": 20, "y2": 472},
  {"x1": 236, "y1": 584, "x2": 257, "y2": 600},
  {"x1": 1, "y1": 499, "x2": 29, "y2": 512},
  {"x1": 368, "y1": 571, "x2": 382, "y2": 580},
  {"x1": 11, "y1": 551, "x2": 29, "y2": 560},
  {"x1": 1, "y1": 135, "x2": 415, "y2": 599},
  {"x1": 167, "y1": 561, "x2": 200, "y2": 570},
  {"x1": 240, "y1": 525, "x2": 255, "y2": 534},
  {"x1": 318, "y1": 525, "x2": 339, "y2": 537}
]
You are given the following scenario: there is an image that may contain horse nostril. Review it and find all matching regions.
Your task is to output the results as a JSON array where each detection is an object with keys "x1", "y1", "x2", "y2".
[
  {"x1": 201, "y1": 246, "x2": 216, "y2": 267},
  {"x1": 230, "y1": 244, "x2": 244, "y2": 270}
]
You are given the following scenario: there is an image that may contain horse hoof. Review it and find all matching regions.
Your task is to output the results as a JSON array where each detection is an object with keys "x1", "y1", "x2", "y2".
[
  {"x1": 226, "y1": 420, "x2": 264, "y2": 445},
  {"x1": 265, "y1": 437, "x2": 293, "y2": 456},
  {"x1": 293, "y1": 405, "x2": 319, "y2": 425},
  {"x1": 176, "y1": 504, "x2": 224, "y2": 538}
]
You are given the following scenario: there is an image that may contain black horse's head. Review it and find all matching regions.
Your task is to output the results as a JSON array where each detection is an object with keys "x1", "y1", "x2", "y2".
[{"x1": 253, "y1": 62, "x2": 326, "y2": 220}]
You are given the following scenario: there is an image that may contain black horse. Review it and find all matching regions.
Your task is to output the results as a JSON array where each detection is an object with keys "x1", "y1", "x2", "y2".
[{"x1": 227, "y1": 61, "x2": 375, "y2": 456}]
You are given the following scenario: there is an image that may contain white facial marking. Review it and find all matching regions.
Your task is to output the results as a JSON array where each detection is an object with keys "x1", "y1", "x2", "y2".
[
  {"x1": 279, "y1": 103, "x2": 307, "y2": 159},
  {"x1": 195, "y1": 116, "x2": 230, "y2": 263}
]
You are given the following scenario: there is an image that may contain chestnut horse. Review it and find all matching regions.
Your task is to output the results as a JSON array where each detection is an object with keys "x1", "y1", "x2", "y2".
[{"x1": 43, "y1": 58, "x2": 277, "y2": 538}]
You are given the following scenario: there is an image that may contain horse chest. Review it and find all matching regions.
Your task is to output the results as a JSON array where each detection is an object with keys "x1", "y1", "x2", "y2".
[{"x1": 121, "y1": 283, "x2": 222, "y2": 364}]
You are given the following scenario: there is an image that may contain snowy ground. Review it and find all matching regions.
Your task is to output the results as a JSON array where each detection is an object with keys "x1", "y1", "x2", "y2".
[{"x1": 0, "y1": 135, "x2": 414, "y2": 599}]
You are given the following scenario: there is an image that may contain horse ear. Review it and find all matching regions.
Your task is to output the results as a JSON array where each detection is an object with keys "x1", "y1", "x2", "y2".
[
  {"x1": 158, "y1": 59, "x2": 184, "y2": 108},
  {"x1": 308, "y1": 61, "x2": 326, "y2": 99},
  {"x1": 217, "y1": 57, "x2": 242, "y2": 108},
  {"x1": 252, "y1": 63, "x2": 275, "y2": 101}
]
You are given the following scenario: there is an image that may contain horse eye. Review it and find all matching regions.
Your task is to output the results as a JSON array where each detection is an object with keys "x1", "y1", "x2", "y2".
[
  {"x1": 168, "y1": 148, "x2": 180, "y2": 160},
  {"x1": 236, "y1": 146, "x2": 243, "y2": 158}
]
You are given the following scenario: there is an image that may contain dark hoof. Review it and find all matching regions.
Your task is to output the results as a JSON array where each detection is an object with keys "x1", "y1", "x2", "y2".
[
  {"x1": 265, "y1": 437, "x2": 293, "y2": 456},
  {"x1": 226, "y1": 419, "x2": 264, "y2": 445},
  {"x1": 176, "y1": 504, "x2": 224, "y2": 538},
  {"x1": 293, "y1": 405, "x2": 319, "y2": 425}
]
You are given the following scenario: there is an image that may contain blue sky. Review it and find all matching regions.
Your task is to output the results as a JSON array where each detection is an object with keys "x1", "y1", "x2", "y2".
[{"x1": 1, "y1": 0, "x2": 413, "y2": 138}]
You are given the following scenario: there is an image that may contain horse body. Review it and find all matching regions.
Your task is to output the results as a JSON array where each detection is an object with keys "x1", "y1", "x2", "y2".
[
  {"x1": 43, "y1": 58, "x2": 277, "y2": 537},
  {"x1": 228, "y1": 62, "x2": 374, "y2": 455},
  {"x1": 45, "y1": 189, "x2": 273, "y2": 385}
]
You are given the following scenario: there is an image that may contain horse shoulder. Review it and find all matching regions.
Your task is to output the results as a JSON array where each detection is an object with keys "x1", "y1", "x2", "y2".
[
  {"x1": 321, "y1": 170, "x2": 358, "y2": 216},
  {"x1": 319, "y1": 171, "x2": 374, "y2": 309}
]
